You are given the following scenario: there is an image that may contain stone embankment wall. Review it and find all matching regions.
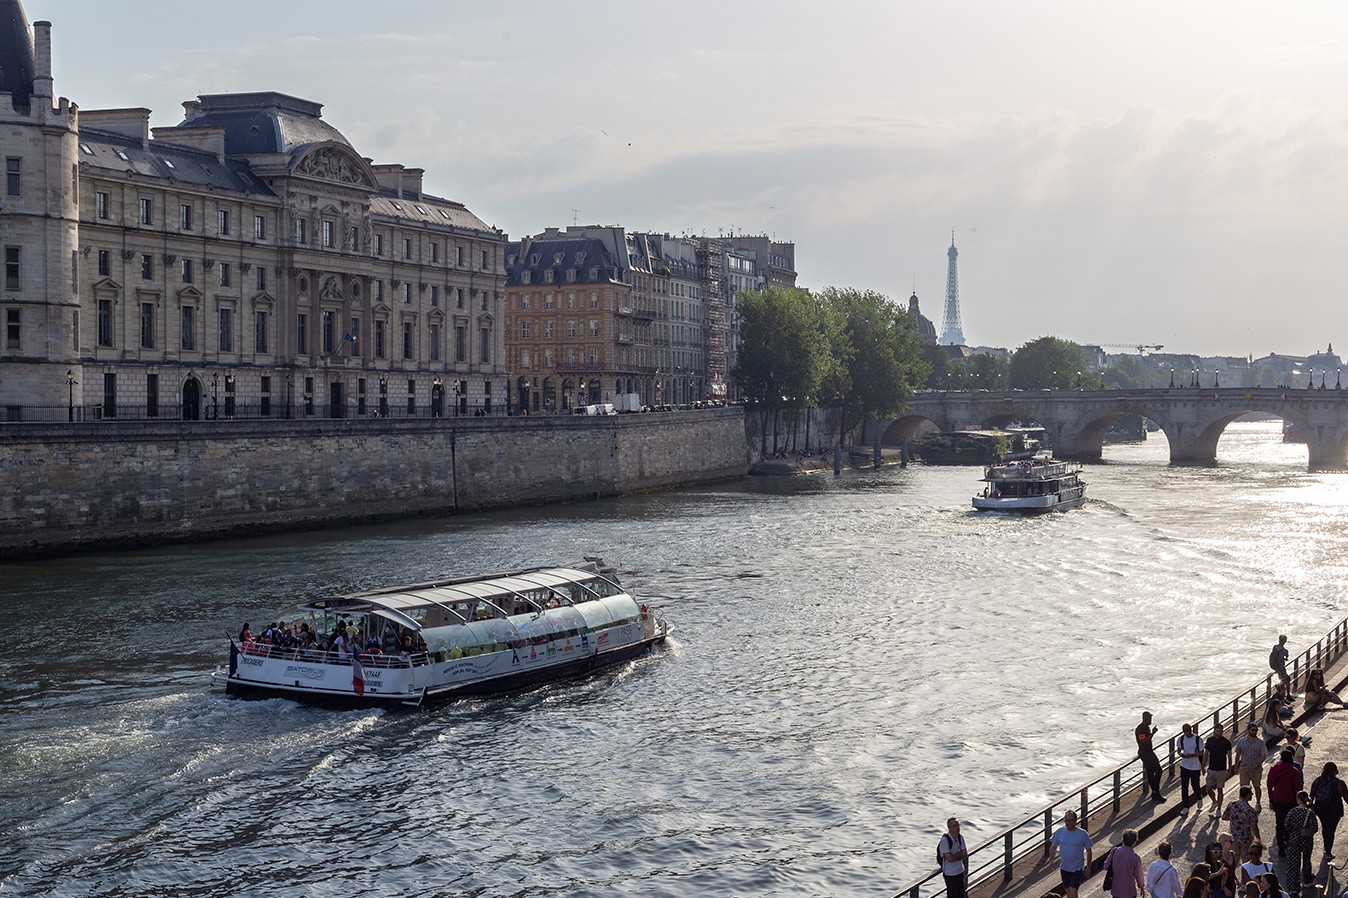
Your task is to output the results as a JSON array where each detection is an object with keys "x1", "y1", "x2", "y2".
[{"x1": 0, "y1": 408, "x2": 750, "y2": 557}]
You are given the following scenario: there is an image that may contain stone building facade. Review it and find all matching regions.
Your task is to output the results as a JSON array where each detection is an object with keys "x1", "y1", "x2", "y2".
[
  {"x1": 504, "y1": 226, "x2": 795, "y2": 412},
  {"x1": 0, "y1": 6, "x2": 507, "y2": 421}
]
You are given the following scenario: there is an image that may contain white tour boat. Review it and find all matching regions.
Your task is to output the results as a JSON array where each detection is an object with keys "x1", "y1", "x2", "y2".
[
  {"x1": 212, "y1": 559, "x2": 669, "y2": 707},
  {"x1": 972, "y1": 451, "x2": 1087, "y2": 513}
]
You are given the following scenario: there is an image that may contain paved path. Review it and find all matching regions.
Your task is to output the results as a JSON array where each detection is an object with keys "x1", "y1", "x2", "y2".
[{"x1": 970, "y1": 659, "x2": 1348, "y2": 898}]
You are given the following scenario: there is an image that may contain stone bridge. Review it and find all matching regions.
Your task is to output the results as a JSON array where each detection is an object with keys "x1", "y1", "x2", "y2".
[{"x1": 878, "y1": 387, "x2": 1348, "y2": 470}]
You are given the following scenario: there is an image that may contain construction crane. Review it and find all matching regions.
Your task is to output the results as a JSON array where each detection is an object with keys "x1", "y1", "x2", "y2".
[{"x1": 1096, "y1": 343, "x2": 1164, "y2": 355}]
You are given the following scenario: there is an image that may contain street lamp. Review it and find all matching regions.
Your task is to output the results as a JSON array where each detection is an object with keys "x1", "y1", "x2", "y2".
[
  {"x1": 1338, "y1": 368, "x2": 1342, "y2": 390},
  {"x1": 1076, "y1": 371, "x2": 1082, "y2": 390},
  {"x1": 1322, "y1": 369, "x2": 1328, "y2": 390},
  {"x1": 1052, "y1": 370, "x2": 1057, "y2": 390},
  {"x1": 433, "y1": 377, "x2": 443, "y2": 418},
  {"x1": 65, "y1": 369, "x2": 77, "y2": 422},
  {"x1": 1169, "y1": 368, "x2": 1175, "y2": 388},
  {"x1": 1213, "y1": 371, "x2": 1219, "y2": 388},
  {"x1": 211, "y1": 372, "x2": 219, "y2": 420},
  {"x1": 285, "y1": 374, "x2": 293, "y2": 419},
  {"x1": 452, "y1": 380, "x2": 460, "y2": 417},
  {"x1": 225, "y1": 374, "x2": 235, "y2": 418}
]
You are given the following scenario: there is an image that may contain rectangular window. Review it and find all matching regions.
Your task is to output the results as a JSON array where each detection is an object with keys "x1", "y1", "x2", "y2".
[
  {"x1": 146, "y1": 373, "x2": 158, "y2": 419},
  {"x1": 589, "y1": 319, "x2": 600, "y2": 337},
  {"x1": 5, "y1": 308, "x2": 18, "y2": 349},
  {"x1": 322, "y1": 309, "x2": 334, "y2": 353},
  {"x1": 295, "y1": 218, "x2": 307, "y2": 244},
  {"x1": 481, "y1": 249, "x2": 489, "y2": 269},
  {"x1": 98, "y1": 299, "x2": 113, "y2": 346},
  {"x1": 407, "y1": 378, "x2": 416, "y2": 416},
  {"x1": 304, "y1": 376, "x2": 314, "y2": 416},
  {"x1": 375, "y1": 233, "x2": 384, "y2": 256},
  {"x1": 181, "y1": 258, "x2": 193, "y2": 284},
  {"x1": 402, "y1": 321, "x2": 414, "y2": 359},
  {"x1": 255, "y1": 310, "x2": 268, "y2": 353},
  {"x1": 455, "y1": 325, "x2": 466, "y2": 362},
  {"x1": 254, "y1": 214, "x2": 266, "y2": 240},
  {"x1": 6, "y1": 158, "x2": 19, "y2": 196},
  {"x1": 480, "y1": 327, "x2": 491, "y2": 364},
  {"x1": 296, "y1": 313, "x2": 307, "y2": 354},
  {"x1": 218, "y1": 209, "x2": 230, "y2": 235},
  {"x1": 219, "y1": 262, "x2": 231, "y2": 287},
  {"x1": 102, "y1": 372, "x2": 116, "y2": 419},
  {"x1": 373, "y1": 280, "x2": 383, "y2": 302},
  {"x1": 543, "y1": 320, "x2": 554, "y2": 338},
  {"x1": 402, "y1": 282, "x2": 412, "y2": 304},
  {"x1": 520, "y1": 320, "x2": 531, "y2": 338},
  {"x1": 480, "y1": 291, "x2": 488, "y2": 311},
  {"x1": 456, "y1": 245, "x2": 464, "y2": 266},
  {"x1": 139, "y1": 198, "x2": 152, "y2": 225},
  {"x1": 141, "y1": 254, "x2": 153, "y2": 280},
  {"x1": 219, "y1": 308, "x2": 233, "y2": 352},
  {"x1": 4, "y1": 247, "x2": 18, "y2": 290},
  {"x1": 181, "y1": 305, "x2": 195, "y2": 350},
  {"x1": 322, "y1": 220, "x2": 334, "y2": 248},
  {"x1": 97, "y1": 249, "x2": 109, "y2": 277},
  {"x1": 180, "y1": 203, "x2": 193, "y2": 230},
  {"x1": 429, "y1": 323, "x2": 441, "y2": 361},
  {"x1": 456, "y1": 287, "x2": 464, "y2": 309},
  {"x1": 403, "y1": 238, "x2": 412, "y2": 259},
  {"x1": 256, "y1": 266, "x2": 267, "y2": 291},
  {"x1": 96, "y1": 191, "x2": 108, "y2": 219},
  {"x1": 431, "y1": 242, "x2": 439, "y2": 262},
  {"x1": 349, "y1": 317, "x2": 361, "y2": 357},
  {"x1": 140, "y1": 302, "x2": 155, "y2": 348},
  {"x1": 430, "y1": 285, "x2": 439, "y2": 307},
  {"x1": 375, "y1": 319, "x2": 386, "y2": 358}
]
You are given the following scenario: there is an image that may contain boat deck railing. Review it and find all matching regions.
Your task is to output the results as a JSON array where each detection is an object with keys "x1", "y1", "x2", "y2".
[
  {"x1": 240, "y1": 643, "x2": 430, "y2": 669},
  {"x1": 984, "y1": 460, "x2": 1078, "y2": 480},
  {"x1": 888, "y1": 617, "x2": 1348, "y2": 898}
]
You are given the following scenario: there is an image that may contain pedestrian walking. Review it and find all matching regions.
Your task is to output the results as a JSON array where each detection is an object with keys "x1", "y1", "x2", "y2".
[
  {"x1": 1147, "y1": 840, "x2": 1183, "y2": 898},
  {"x1": 1223, "y1": 786, "x2": 1263, "y2": 864},
  {"x1": 1270, "y1": 635, "x2": 1291, "y2": 693},
  {"x1": 1283, "y1": 790, "x2": 1317, "y2": 897},
  {"x1": 1105, "y1": 830, "x2": 1146, "y2": 898},
  {"x1": 1137, "y1": 711, "x2": 1166, "y2": 802},
  {"x1": 1310, "y1": 761, "x2": 1348, "y2": 858},
  {"x1": 1233, "y1": 721, "x2": 1270, "y2": 810},
  {"x1": 1179, "y1": 723, "x2": 1206, "y2": 812},
  {"x1": 1207, "y1": 722, "x2": 1233, "y2": 818},
  {"x1": 1050, "y1": 809, "x2": 1094, "y2": 898},
  {"x1": 937, "y1": 817, "x2": 968, "y2": 898},
  {"x1": 1267, "y1": 748, "x2": 1304, "y2": 856}
]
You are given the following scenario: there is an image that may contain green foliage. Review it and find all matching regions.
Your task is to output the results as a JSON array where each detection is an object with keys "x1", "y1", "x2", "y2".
[
  {"x1": 1008, "y1": 337, "x2": 1094, "y2": 390},
  {"x1": 733, "y1": 287, "x2": 835, "y2": 411},
  {"x1": 1100, "y1": 354, "x2": 1172, "y2": 389},
  {"x1": 944, "y1": 353, "x2": 1010, "y2": 390},
  {"x1": 922, "y1": 344, "x2": 949, "y2": 389},
  {"x1": 816, "y1": 287, "x2": 931, "y2": 442}
]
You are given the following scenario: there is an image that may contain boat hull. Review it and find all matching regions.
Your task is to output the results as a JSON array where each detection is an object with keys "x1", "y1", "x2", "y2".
[
  {"x1": 972, "y1": 492, "x2": 1087, "y2": 513},
  {"x1": 214, "y1": 627, "x2": 670, "y2": 709}
]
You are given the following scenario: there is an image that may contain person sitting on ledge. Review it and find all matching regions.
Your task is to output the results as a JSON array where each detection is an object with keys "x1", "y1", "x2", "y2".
[
  {"x1": 1303, "y1": 668, "x2": 1346, "y2": 712},
  {"x1": 1260, "y1": 702, "x2": 1286, "y2": 742}
]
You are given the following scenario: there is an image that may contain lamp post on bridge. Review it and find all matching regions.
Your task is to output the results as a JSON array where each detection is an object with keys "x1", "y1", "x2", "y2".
[
  {"x1": 1169, "y1": 368, "x2": 1175, "y2": 389},
  {"x1": 1338, "y1": 368, "x2": 1342, "y2": 390},
  {"x1": 1322, "y1": 369, "x2": 1328, "y2": 390},
  {"x1": 1052, "y1": 370, "x2": 1057, "y2": 390}
]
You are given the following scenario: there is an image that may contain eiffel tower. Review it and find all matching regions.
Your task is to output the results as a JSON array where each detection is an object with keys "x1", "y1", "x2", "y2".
[{"x1": 939, "y1": 233, "x2": 966, "y2": 346}]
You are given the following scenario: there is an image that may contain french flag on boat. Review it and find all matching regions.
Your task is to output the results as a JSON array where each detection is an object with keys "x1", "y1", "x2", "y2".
[{"x1": 352, "y1": 651, "x2": 365, "y2": 696}]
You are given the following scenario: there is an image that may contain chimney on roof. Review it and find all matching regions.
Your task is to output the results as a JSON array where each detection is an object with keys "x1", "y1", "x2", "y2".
[{"x1": 31, "y1": 19, "x2": 51, "y2": 99}]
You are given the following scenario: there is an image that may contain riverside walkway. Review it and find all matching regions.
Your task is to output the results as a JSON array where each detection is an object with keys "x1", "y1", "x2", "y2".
[{"x1": 891, "y1": 622, "x2": 1348, "y2": 898}]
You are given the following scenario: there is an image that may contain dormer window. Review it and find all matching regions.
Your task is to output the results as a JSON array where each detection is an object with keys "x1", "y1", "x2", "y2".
[
  {"x1": 79, "y1": 143, "x2": 94, "y2": 156},
  {"x1": 521, "y1": 270, "x2": 532, "y2": 285},
  {"x1": 566, "y1": 269, "x2": 576, "y2": 283},
  {"x1": 589, "y1": 267, "x2": 599, "y2": 280},
  {"x1": 439, "y1": 209, "x2": 450, "y2": 219},
  {"x1": 552, "y1": 253, "x2": 564, "y2": 264},
  {"x1": 163, "y1": 158, "x2": 176, "y2": 170},
  {"x1": 543, "y1": 269, "x2": 554, "y2": 284},
  {"x1": 414, "y1": 205, "x2": 427, "y2": 214},
  {"x1": 576, "y1": 251, "x2": 586, "y2": 264},
  {"x1": 529, "y1": 254, "x2": 540, "y2": 265},
  {"x1": 391, "y1": 201, "x2": 403, "y2": 211},
  {"x1": 115, "y1": 150, "x2": 129, "y2": 162}
]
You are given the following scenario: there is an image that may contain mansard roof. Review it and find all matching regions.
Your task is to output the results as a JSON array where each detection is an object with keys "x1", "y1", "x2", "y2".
[
  {"x1": 369, "y1": 192, "x2": 494, "y2": 233},
  {"x1": 179, "y1": 92, "x2": 353, "y2": 157},
  {"x1": 77, "y1": 129, "x2": 277, "y2": 196},
  {"x1": 0, "y1": 0, "x2": 35, "y2": 111},
  {"x1": 504, "y1": 237, "x2": 622, "y2": 287}
]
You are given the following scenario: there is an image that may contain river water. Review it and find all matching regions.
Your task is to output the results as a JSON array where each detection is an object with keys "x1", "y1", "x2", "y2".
[{"x1": 3, "y1": 421, "x2": 1346, "y2": 898}]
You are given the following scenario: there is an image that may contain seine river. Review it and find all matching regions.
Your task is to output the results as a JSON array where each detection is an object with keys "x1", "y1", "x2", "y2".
[{"x1": 3, "y1": 421, "x2": 1347, "y2": 898}]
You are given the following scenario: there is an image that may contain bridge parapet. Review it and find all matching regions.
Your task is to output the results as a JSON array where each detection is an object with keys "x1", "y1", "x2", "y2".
[{"x1": 880, "y1": 388, "x2": 1348, "y2": 471}]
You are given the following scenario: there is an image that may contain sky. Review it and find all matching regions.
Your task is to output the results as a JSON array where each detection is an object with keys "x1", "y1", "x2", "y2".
[{"x1": 33, "y1": 0, "x2": 1348, "y2": 357}]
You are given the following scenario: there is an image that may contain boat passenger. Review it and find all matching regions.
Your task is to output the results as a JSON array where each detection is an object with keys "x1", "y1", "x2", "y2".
[
  {"x1": 1304, "y1": 668, "x2": 1346, "y2": 712},
  {"x1": 239, "y1": 622, "x2": 252, "y2": 645}
]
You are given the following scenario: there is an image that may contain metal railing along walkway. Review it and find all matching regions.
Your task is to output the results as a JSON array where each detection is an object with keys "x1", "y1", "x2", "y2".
[{"x1": 889, "y1": 618, "x2": 1348, "y2": 898}]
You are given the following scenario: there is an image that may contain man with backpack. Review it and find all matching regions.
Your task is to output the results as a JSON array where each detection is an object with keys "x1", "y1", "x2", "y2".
[{"x1": 937, "y1": 817, "x2": 968, "y2": 898}]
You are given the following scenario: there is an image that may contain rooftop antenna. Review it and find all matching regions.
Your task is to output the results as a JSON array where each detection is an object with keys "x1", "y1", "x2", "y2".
[{"x1": 571, "y1": 208, "x2": 579, "y2": 226}]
